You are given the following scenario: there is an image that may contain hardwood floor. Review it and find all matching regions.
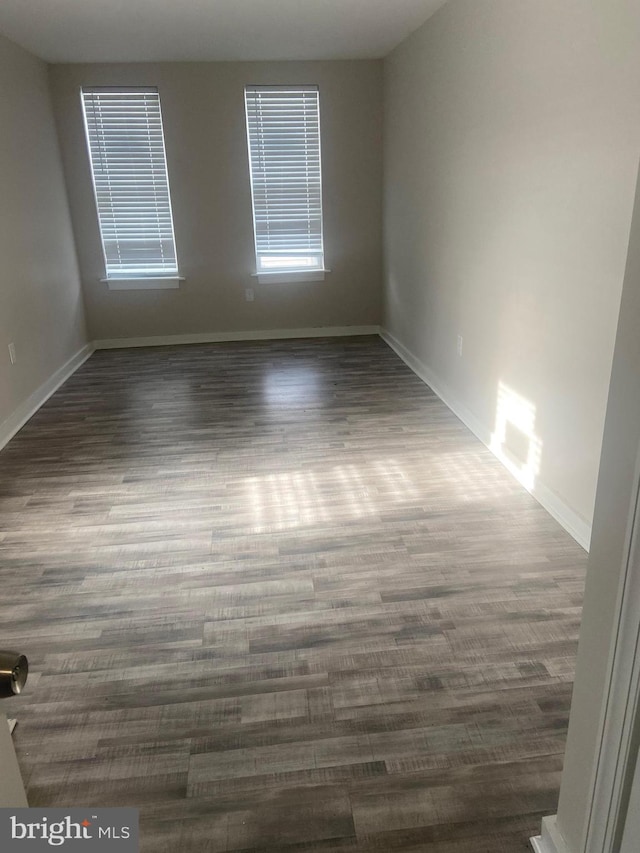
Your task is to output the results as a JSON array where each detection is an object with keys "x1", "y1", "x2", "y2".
[{"x1": 0, "y1": 336, "x2": 587, "y2": 851}]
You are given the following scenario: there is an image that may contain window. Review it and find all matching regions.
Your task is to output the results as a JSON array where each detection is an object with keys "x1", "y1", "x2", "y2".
[
  {"x1": 81, "y1": 87, "x2": 179, "y2": 283},
  {"x1": 245, "y1": 85, "x2": 325, "y2": 281}
]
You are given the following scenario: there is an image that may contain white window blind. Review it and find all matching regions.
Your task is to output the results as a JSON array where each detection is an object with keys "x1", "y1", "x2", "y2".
[
  {"x1": 81, "y1": 87, "x2": 178, "y2": 279},
  {"x1": 245, "y1": 85, "x2": 324, "y2": 275}
]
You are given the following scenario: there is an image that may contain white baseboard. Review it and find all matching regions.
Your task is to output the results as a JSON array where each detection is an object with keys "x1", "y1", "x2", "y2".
[
  {"x1": 531, "y1": 471, "x2": 591, "y2": 551},
  {"x1": 0, "y1": 342, "x2": 94, "y2": 452},
  {"x1": 94, "y1": 325, "x2": 380, "y2": 350},
  {"x1": 531, "y1": 837, "x2": 549, "y2": 853},
  {"x1": 380, "y1": 327, "x2": 591, "y2": 551},
  {"x1": 531, "y1": 816, "x2": 571, "y2": 853}
]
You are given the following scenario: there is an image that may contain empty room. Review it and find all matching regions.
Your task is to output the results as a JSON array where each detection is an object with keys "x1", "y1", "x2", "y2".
[{"x1": 1, "y1": 2, "x2": 640, "y2": 852}]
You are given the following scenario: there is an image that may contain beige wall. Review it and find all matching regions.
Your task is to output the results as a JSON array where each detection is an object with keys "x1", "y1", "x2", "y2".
[
  {"x1": 0, "y1": 34, "x2": 87, "y2": 430},
  {"x1": 49, "y1": 61, "x2": 383, "y2": 342},
  {"x1": 383, "y1": 0, "x2": 640, "y2": 534}
]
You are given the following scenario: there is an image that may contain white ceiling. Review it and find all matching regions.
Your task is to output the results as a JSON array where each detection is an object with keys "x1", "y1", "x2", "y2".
[{"x1": 0, "y1": 0, "x2": 448, "y2": 64}]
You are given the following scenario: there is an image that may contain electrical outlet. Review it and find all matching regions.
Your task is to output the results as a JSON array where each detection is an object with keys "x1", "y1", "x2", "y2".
[
  {"x1": 457, "y1": 335, "x2": 463, "y2": 357},
  {"x1": 245, "y1": 288, "x2": 255, "y2": 302},
  {"x1": 8, "y1": 342, "x2": 16, "y2": 365}
]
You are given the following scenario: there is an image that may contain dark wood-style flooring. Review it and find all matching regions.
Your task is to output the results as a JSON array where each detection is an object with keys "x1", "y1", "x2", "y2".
[{"x1": 0, "y1": 336, "x2": 587, "y2": 852}]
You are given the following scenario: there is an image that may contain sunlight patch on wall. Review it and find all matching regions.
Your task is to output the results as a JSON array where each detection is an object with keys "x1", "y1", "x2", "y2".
[{"x1": 490, "y1": 381, "x2": 542, "y2": 492}]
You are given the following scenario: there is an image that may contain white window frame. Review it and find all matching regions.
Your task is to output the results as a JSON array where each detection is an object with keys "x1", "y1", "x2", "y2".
[
  {"x1": 80, "y1": 86, "x2": 181, "y2": 290},
  {"x1": 244, "y1": 85, "x2": 327, "y2": 284}
]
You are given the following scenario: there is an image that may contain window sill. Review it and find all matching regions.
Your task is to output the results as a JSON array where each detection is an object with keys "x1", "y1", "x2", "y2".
[
  {"x1": 254, "y1": 270, "x2": 329, "y2": 285},
  {"x1": 102, "y1": 276, "x2": 184, "y2": 291}
]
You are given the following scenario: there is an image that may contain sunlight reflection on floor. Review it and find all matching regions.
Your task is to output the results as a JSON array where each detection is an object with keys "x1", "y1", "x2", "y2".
[{"x1": 243, "y1": 453, "x2": 514, "y2": 533}]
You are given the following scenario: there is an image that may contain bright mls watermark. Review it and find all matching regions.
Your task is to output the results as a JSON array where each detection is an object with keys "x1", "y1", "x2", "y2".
[{"x1": 0, "y1": 809, "x2": 138, "y2": 851}]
